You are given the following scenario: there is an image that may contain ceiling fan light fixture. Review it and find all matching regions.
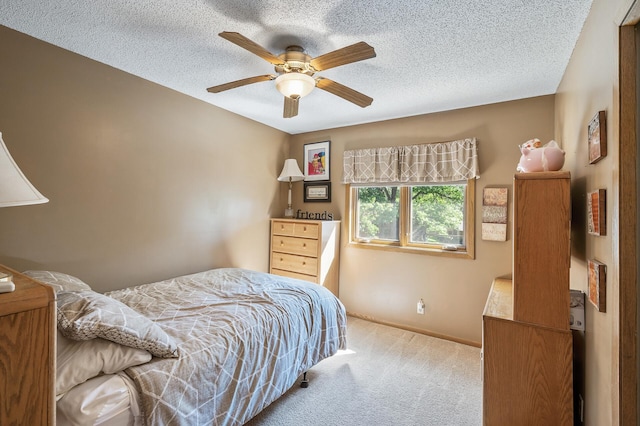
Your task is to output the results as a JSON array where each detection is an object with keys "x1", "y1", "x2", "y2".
[{"x1": 275, "y1": 73, "x2": 315, "y2": 98}]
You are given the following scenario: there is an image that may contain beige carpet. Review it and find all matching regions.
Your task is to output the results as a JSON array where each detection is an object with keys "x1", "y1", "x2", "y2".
[{"x1": 246, "y1": 316, "x2": 482, "y2": 426}]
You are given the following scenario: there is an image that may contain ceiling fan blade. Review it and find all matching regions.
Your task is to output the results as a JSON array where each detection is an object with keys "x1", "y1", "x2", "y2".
[
  {"x1": 316, "y1": 78, "x2": 373, "y2": 108},
  {"x1": 283, "y1": 95, "x2": 300, "y2": 118},
  {"x1": 206, "y1": 74, "x2": 275, "y2": 93},
  {"x1": 310, "y1": 42, "x2": 376, "y2": 71},
  {"x1": 219, "y1": 32, "x2": 282, "y2": 65}
]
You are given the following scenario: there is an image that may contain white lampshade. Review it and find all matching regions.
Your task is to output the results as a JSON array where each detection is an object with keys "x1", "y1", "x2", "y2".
[
  {"x1": 275, "y1": 73, "x2": 316, "y2": 99},
  {"x1": 278, "y1": 159, "x2": 304, "y2": 182},
  {"x1": 0, "y1": 132, "x2": 48, "y2": 207}
]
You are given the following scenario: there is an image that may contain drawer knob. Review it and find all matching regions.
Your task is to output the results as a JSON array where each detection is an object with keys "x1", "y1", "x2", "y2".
[
  {"x1": 303, "y1": 226, "x2": 307, "y2": 231},
  {"x1": 280, "y1": 240, "x2": 284, "y2": 246},
  {"x1": 303, "y1": 243, "x2": 306, "y2": 248},
  {"x1": 302, "y1": 261, "x2": 306, "y2": 265}
]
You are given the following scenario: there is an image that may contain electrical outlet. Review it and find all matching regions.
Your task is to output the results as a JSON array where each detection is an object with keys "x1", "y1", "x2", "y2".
[{"x1": 417, "y1": 299, "x2": 425, "y2": 315}]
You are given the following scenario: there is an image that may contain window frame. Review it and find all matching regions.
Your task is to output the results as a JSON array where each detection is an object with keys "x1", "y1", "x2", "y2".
[{"x1": 345, "y1": 179, "x2": 475, "y2": 259}]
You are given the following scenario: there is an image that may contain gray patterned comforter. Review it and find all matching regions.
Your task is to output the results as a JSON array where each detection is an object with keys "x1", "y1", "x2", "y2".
[{"x1": 106, "y1": 268, "x2": 347, "y2": 425}]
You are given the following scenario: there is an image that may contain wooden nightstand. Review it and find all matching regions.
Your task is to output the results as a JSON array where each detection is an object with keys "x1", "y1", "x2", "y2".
[
  {"x1": 0, "y1": 265, "x2": 56, "y2": 425},
  {"x1": 270, "y1": 218, "x2": 341, "y2": 297}
]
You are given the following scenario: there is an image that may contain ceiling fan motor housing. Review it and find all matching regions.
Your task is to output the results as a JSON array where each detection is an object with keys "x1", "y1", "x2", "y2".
[{"x1": 276, "y1": 46, "x2": 314, "y2": 75}]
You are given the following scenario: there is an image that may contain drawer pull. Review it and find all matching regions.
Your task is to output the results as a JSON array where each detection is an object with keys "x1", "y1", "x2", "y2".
[
  {"x1": 303, "y1": 226, "x2": 307, "y2": 231},
  {"x1": 280, "y1": 240, "x2": 284, "y2": 246},
  {"x1": 302, "y1": 261, "x2": 306, "y2": 265},
  {"x1": 303, "y1": 243, "x2": 306, "y2": 248}
]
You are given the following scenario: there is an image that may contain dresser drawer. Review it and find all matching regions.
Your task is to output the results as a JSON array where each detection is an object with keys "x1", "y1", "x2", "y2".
[
  {"x1": 272, "y1": 220, "x2": 319, "y2": 239},
  {"x1": 271, "y1": 252, "x2": 318, "y2": 276},
  {"x1": 271, "y1": 268, "x2": 318, "y2": 284},
  {"x1": 272, "y1": 235, "x2": 318, "y2": 257}
]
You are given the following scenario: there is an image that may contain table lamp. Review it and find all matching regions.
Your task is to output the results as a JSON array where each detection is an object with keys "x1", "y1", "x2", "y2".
[
  {"x1": 0, "y1": 132, "x2": 49, "y2": 292},
  {"x1": 277, "y1": 159, "x2": 304, "y2": 218}
]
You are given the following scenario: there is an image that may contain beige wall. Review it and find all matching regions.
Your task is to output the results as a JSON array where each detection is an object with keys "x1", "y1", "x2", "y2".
[
  {"x1": 290, "y1": 95, "x2": 556, "y2": 345},
  {"x1": 555, "y1": 0, "x2": 635, "y2": 424},
  {"x1": 0, "y1": 26, "x2": 290, "y2": 292}
]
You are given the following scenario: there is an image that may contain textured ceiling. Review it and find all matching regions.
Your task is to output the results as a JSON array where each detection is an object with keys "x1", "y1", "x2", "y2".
[{"x1": 0, "y1": 0, "x2": 593, "y2": 135}]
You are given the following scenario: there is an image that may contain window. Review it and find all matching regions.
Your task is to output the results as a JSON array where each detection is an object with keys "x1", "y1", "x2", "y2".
[
  {"x1": 348, "y1": 180, "x2": 475, "y2": 258},
  {"x1": 343, "y1": 138, "x2": 478, "y2": 258}
]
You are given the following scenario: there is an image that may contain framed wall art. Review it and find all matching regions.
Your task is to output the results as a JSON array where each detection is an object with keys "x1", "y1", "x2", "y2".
[
  {"x1": 587, "y1": 189, "x2": 606, "y2": 236},
  {"x1": 588, "y1": 259, "x2": 606, "y2": 312},
  {"x1": 481, "y1": 187, "x2": 508, "y2": 241},
  {"x1": 303, "y1": 182, "x2": 331, "y2": 202},
  {"x1": 588, "y1": 110, "x2": 607, "y2": 164},
  {"x1": 303, "y1": 140, "x2": 330, "y2": 181}
]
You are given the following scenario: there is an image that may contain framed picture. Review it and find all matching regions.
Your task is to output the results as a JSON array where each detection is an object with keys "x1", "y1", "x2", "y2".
[
  {"x1": 588, "y1": 110, "x2": 607, "y2": 164},
  {"x1": 304, "y1": 182, "x2": 331, "y2": 202},
  {"x1": 481, "y1": 187, "x2": 508, "y2": 241},
  {"x1": 587, "y1": 189, "x2": 606, "y2": 236},
  {"x1": 303, "y1": 141, "x2": 330, "y2": 181},
  {"x1": 588, "y1": 259, "x2": 606, "y2": 312}
]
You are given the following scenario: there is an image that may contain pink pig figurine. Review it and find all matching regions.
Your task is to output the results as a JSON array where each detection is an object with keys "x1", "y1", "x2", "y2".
[{"x1": 517, "y1": 139, "x2": 565, "y2": 172}]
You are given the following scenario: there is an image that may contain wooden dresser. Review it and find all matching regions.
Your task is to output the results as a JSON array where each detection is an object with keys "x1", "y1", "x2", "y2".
[
  {"x1": 270, "y1": 218, "x2": 341, "y2": 297},
  {"x1": 482, "y1": 172, "x2": 573, "y2": 425},
  {"x1": 0, "y1": 265, "x2": 55, "y2": 425}
]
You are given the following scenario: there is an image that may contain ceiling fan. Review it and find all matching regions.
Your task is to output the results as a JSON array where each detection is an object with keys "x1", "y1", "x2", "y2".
[{"x1": 207, "y1": 32, "x2": 376, "y2": 118}]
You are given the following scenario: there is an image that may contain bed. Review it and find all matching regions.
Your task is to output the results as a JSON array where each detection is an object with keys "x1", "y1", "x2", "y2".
[{"x1": 24, "y1": 268, "x2": 347, "y2": 426}]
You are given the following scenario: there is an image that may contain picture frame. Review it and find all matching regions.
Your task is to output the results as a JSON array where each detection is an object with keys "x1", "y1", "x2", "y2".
[
  {"x1": 588, "y1": 259, "x2": 606, "y2": 312},
  {"x1": 304, "y1": 182, "x2": 331, "y2": 202},
  {"x1": 587, "y1": 189, "x2": 606, "y2": 236},
  {"x1": 303, "y1": 141, "x2": 330, "y2": 181},
  {"x1": 481, "y1": 187, "x2": 508, "y2": 242},
  {"x1": 588, "y1": 110, "x2": 607, "y2": 164}
]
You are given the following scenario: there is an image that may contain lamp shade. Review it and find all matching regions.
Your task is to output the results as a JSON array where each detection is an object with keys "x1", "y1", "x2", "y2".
[
  {"x1": 0, "y1": 132, "x2": 48, "y2": 207},
  {"x1": 275, "y1": 73, "x2": 316, "y2": 98},
  {"x1": 277, "y1": 159, "x2": 304, "y2": 182}
]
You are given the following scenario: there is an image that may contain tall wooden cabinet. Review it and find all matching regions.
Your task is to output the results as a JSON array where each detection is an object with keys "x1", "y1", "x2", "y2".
[
  {"x1": 270, "y1": 218, "x2": 341, "y2": 297},
  {"x1": 482, "y1": 172, "x2": 573, "y2": 425},
  {"x1": 0, "y1": 265, "x2": 56, "y2": 425}
]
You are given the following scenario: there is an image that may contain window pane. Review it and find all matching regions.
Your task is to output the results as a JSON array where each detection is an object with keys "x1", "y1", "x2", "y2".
[
  {"x1": 356, "y1": 187, "x2": 400, "y2": 241},
  {"x1": 410, "y1": 185, "x2": 465, "y2": 246}
]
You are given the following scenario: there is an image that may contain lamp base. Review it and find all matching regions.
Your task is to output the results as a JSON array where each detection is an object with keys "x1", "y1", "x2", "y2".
[{"x1": 284, "y1": 207, "x2": 294, "y2": 218}]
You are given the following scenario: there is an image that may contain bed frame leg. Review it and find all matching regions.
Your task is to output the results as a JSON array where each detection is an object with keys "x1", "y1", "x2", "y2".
[{"x1": 300, "y1": 372, "x2": 309, "y2": 388}]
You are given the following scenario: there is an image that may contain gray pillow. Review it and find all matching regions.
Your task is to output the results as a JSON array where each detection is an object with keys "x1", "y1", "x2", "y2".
[
  {"x1": 23, "y1": 270, "x2": 92, "y2": 293},
  {"x1": 57, "y1": 290, "x2": 179, "y2": 358}
]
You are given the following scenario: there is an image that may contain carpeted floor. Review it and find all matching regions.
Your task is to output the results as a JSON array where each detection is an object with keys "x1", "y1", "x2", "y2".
[{"x1": 246, "y1": 316, "x2": 482, "y2": 426}]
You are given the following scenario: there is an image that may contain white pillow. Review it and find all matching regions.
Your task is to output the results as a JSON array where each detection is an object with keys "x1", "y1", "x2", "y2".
[
  {"x1": 56, "y1": 331, "x2": 152, "y2": 397},
  {"x1": 23, "y1": 270, "x2": 92, "y2": 293}
]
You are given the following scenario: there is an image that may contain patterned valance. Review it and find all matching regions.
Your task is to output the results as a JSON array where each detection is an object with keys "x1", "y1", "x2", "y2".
[{"x1": 343, "y1": 138, "x2": 479, "y2": 184}]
